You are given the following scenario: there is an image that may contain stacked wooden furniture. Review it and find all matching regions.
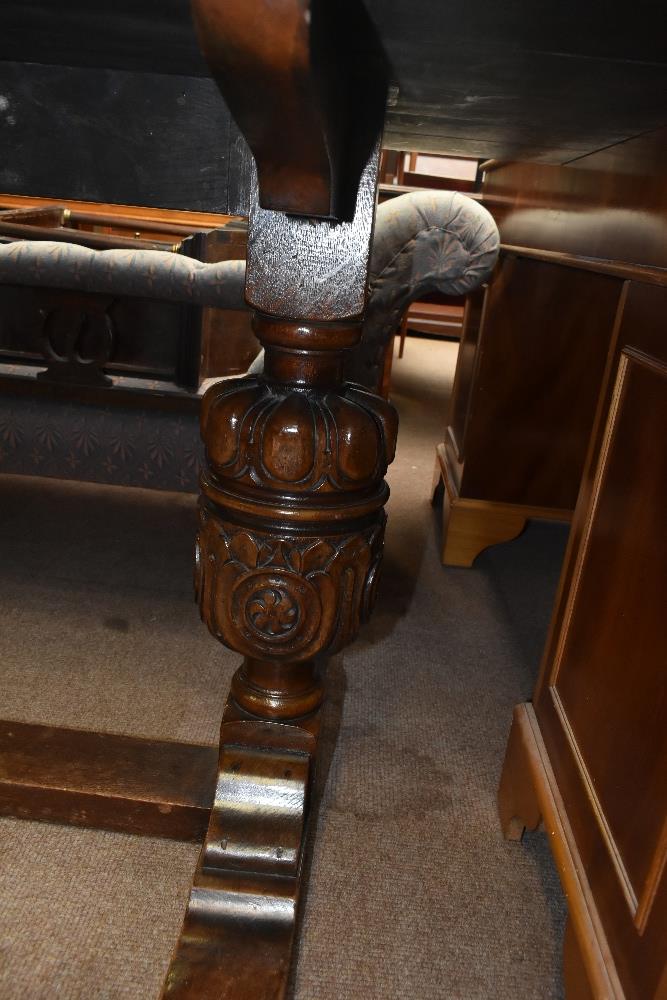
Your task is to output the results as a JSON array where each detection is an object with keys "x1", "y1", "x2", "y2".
[
  {"x1": 1, "y1": 1, "x2": 666, "y2": 998},
  {"x1": 433, "y1": 144, "x2": 667, "y2": 565},
  {"x1": 499, "y1": 272, "x2": 666, "y2": 999},
  {"x1": 0, "y1": 2, "x2": 257, "y2": 447},
  {"x1": 378, "y1": 149, "x2": 480, "y2": 200},
  {"x1": 493, "y1": 135, "x2": 667, "y2": 998},
  {"x1": 0, "y1": 12, "x2": 259, "y2": 493}
]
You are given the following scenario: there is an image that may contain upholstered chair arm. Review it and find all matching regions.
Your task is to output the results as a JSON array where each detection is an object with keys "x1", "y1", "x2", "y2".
[{"x1": 348, "y1": 190, "x2": 500, "y2": 390}]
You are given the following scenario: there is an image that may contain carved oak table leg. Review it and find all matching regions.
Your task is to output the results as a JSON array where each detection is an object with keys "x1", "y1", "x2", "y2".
[
  {"x1": 162, "y1": 1, "x2": 393, "y2": 995},
  {"x1": 0, "y1": 3, "x2": 392, "y2": 995}
]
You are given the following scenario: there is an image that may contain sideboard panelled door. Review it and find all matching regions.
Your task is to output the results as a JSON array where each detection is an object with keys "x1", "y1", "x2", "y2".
[{"x1": 534, "y1": 281, "x2": 667, "y2": 999}]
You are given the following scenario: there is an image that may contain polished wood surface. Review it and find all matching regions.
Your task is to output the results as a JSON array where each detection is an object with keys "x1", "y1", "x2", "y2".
[
  {"x1": 0, "y1": 720, "x2": 217, "y2": 841},
  {"x1": 483, "y1": 159, "x2": 667, "y2": 269},
  {"x1": 502, "y1": 281, "x2": 667, "y2": 997},
  {"x1": 191, "y1": 0, "x2": 386, "y2": 220},
  {"x1": 434, "y1": 252, "x2": 624, "y2": 564},
  {"x1": 532, "y1": 281, "x2": 667, "y2": 999},
  {"x1": 499, "y1": 704, "x2": 625, "y2": 999},
  {"x1": 564, "y1": 126, "x2": 667, "y2": 176},
  {"x1": 432, "y1": 443, "x2": 571, "y2": 567},
  {"x1": 162, "y1": 708, "x2": 319, "y2": 1000},
  {"x1": 452, "y1": 255, "x2": 623, "y2": 509},
  {"x1": 0, "y1": 193, "x2": 240, "y2": 230},
  {"x1": 435, "y1": 148, "x2": 667, "y2": 565}
]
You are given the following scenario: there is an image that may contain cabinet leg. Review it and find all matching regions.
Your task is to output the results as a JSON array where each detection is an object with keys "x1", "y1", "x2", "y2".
[
  {"x1": 442, "y1": 489, "x2": 528, "y2": 567},
  {"x1": 431, "y1": 452, "x2": 445, "y2": 505},
  {"x1": 433, "y1": 442, "x2": 572, "y2": 567},
  {"x1": 498, "y1": 706, "x2": 542, "y2": 841}
]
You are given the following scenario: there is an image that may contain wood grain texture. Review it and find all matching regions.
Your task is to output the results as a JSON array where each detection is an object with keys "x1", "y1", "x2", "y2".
[
  {"x1": 373, "y1": 0, "x2": 667, "y2": 161},
  {"x1": 564, "y1": 126, "x2": 667, "y2": 176},
  {"x1": 439, "y1": 152, "x2": 667, "y2": 562},
  {"x1": 455, "y1": 256, "x2": 623, "y2": 510},
  {"x1": 531, "y1": 281, "x2": 667, "y2": 999},
  {"x1": 498, "y1": 705, "x2": 625, "y2": 999},
  {"x1": 5, "y1": 0, "x2": 666, "y2": 162},
  {"x1": 161, "y1": 4, "x2": 393, "y2": 995},
  {"x1": 0, "y1": 720, "x2": 217, "y2": 841},
  {"x1": 483, "y1": 160, "x2": 667, "y2": 269},
  {"x1": 0, "y1": 194, "x2": 240, "y2": 230},
  {"x1": 447, "y1": 286, "x2": 487, "y2": 486},
  {"x1": 433, "y1": 443, "x2": 571, "y2": 567},
  {"x1": 191, "y1": 0, "x2": 386, "y2": 220},
  {"x1": 161, "y1": 708, "x2": 318, "y2": 1000}
]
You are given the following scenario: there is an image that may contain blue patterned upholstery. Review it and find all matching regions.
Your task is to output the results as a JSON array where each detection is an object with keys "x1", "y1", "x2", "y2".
[
  {"x1": 0, "y1": 379, "x2": 204, "y2": 493},
  {"x1": 0, "y1": 242, "x2": 246, "y2": 307}
]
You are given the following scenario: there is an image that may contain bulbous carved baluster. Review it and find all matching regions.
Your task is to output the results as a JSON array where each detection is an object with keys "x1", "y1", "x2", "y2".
[
  {"x1": 195, "y1": 314, "x2": 397, "y2": 720},
  {"x1": 163, "y1": 2, "x2": 391, "y2": 996},
  {"x1": 164, "y1": 316, "x2": 397, "y2": 1000}
]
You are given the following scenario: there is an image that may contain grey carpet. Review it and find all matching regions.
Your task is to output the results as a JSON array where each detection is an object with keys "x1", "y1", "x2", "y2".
[{"x1": 0, "y1": 336, "x2": 568, "y2": 999}]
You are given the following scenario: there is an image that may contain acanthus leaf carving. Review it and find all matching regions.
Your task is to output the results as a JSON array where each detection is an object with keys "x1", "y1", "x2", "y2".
[{"x1": 195, "y1": 504, "x2": 385, "y2": 663}]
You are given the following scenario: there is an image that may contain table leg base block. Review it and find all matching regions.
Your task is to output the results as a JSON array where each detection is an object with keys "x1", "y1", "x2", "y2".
[
  {"x1": 0, "y1": 719, "x2": 217, "y2": 840},
  {"x1": 161, "y1": 703, "x2": 320, "y2": 1000}
]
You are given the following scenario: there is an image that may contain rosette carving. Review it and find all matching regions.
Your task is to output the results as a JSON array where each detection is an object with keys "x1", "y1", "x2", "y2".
[
  {"x1": 195, "y1": 505, "x2": 385, "y2": 662},
  {"x1": 201, "y1": 376, "x2": 397, "y2": 494}
]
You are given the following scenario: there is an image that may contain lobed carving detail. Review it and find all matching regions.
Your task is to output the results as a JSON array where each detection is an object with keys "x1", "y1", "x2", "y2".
[
  {"x1": 201, "y1": 375, "x2": 397, "y2": 494},
  {"x1": 195, "y1": 505, "x2": 385, "y2": 662}
]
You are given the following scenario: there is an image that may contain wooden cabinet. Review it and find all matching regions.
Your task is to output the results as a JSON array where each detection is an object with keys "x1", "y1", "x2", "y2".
[
  {"x1": 434, "y1": 252, "x2": 625, "y2": 565},
  {"x1": 499, "y1": 279, "x2": 667, "y2": 999},
  {"x1": 434, "y1": 154, "x2": 667, "y2": 566}
]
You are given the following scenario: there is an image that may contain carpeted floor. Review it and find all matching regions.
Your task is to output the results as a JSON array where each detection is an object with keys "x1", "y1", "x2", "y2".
[{"x1": 0, "y1": 335, "x2": 569, "y2": 999}]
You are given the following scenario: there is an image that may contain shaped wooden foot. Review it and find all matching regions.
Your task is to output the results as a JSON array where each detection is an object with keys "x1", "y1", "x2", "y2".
[
  {"x1": 433, "y1": 445, "x2": 528, "y2": 566},
  {"x1": 433, "y1": 443, "x2": 570, "y2": 566},
  {"x1": 497, "y1": 705, "x2": 542, "y2": 841},
  {"x1": 162, "y1": 702, "x2": 319, "y2": 1000}
]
